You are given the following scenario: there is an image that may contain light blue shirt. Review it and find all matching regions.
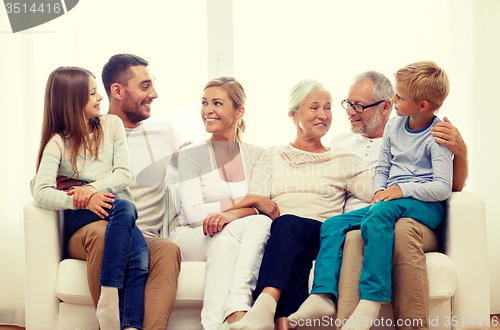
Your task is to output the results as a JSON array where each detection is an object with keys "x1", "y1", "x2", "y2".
[{"x1": 373, "y1": 116, "x2": 453, "y2": 202}]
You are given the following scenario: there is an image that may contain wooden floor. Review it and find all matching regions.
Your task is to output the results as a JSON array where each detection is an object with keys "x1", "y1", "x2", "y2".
[{"x1": 1, "y1": 315, "x2": 499, "y2": 330}]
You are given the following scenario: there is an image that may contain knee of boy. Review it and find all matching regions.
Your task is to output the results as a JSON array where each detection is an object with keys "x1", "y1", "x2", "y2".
[{"x1": 365, "y1": 201, "x2": 397, "y2": 224}]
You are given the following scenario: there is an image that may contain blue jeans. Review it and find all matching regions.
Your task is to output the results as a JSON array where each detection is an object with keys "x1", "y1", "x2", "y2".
[
  {"x1": 65, "y1": 198, "x2": 149, "y2": 329},
  {"x1": 312, "y1": 198, "x2": 445, "y2": 303},
  {"x1": 253, "y1": 214, "x2": 322, "y2": 319}
]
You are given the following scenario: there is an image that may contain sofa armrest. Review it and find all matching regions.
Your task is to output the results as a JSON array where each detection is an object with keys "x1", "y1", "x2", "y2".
[
  {"x1": 443, "y1": 192, "x2": 490, "y2": 329},
  {"x1": 24, "y1": 201, "x2": 64, "y2": 330}
]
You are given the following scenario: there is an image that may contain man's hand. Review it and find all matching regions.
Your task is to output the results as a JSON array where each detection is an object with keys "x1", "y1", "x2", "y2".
[
  {"x1": 431, "y1": 117, "x2": 467, "y2": 157},
  {"x1": 67, "y1": 185, "x2": 98, "y2": 209},
  {"x1": 371, "y1": 185, "x2": 403, "y2": 204},
  {"x1": 431, "y1": 116, "x2": 468, "y2": 191},
  {"x1": 56, "y1": 176, "x2": 83, "y2": 191},
  {"x1": 87, "y1": 193, "x2": 115, "y2": 219}
]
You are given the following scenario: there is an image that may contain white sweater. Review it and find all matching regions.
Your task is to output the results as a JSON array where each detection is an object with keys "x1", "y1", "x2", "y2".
[{"x1": 269, "y1": 144, "x2": 373, "y2": 222}]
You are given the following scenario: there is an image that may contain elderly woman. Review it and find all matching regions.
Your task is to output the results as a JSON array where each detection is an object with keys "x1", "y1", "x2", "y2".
[
  {"x1": 230, "y1": 80, "x2": 374, "y2": 330},
  {"x1": 170, "y1": 77, "x2": 279, "y2": 330}
]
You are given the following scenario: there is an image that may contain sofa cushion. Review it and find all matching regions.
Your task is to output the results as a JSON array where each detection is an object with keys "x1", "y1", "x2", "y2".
[
  {"x1": 426, "y1": 252, "x2": 456, "y2": 299},
  {"x1": 56, "y1": 259, "x2": 206, "y2": 308},
  {"x1": 174, "y1": 261, "x2": 205, "y2": 308},
  {"x1": 55, "y1": 252, "x2": 454, "y2": 308},
  {"x1": 56, "y1": 259, "x2": 93, "y2": 305}
]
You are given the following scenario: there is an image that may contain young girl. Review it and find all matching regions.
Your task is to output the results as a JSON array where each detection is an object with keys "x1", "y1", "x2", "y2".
[{"x1": 33, "y1": 66, "x2": 148, "y2": 330}]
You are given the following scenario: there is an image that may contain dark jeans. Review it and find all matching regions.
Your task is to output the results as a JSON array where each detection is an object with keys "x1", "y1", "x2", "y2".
[
  {"x1": 65, "y1": 198, "x2": 149, "y2": 329},
  {"x1": 253, "y1": 214, "x2": 322, "y2": 319}
]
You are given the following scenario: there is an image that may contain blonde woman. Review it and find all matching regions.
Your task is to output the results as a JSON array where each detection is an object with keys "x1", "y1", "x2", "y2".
[{"x1": 170, "y1": 77, "x2": 279, "y2": 330}]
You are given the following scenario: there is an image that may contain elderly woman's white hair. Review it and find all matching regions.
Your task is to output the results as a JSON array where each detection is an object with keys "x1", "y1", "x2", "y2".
[{"x1": 288, "y1": 79, "x2": 332, "y2": 119}]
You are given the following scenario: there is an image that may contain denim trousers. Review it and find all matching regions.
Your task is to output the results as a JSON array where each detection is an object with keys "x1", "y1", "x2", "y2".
[
  {"x1": 312, "y1": 198, "x2": 445, "y2": 303},
  {"x1": 65, "y1": 198, "x2": 149, "y2": 329},
  {"x1": 253, "y1": 214, "x2": 322, "y2": 319}
]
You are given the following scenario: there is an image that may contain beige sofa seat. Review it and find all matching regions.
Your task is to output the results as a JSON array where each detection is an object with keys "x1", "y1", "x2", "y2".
[{"x1": 24, "y1": 192, "x2": 490, "y2": 330}]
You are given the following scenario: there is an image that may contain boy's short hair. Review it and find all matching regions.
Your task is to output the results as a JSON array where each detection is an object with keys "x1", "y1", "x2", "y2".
[{"x1": 394, "y1": 61, "x2": 450, "y2": 111}]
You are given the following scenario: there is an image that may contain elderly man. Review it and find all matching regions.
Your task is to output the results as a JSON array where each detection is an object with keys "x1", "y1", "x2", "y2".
[{"x1": 332, "y1": 71, "x2": 467, "y2": 330}]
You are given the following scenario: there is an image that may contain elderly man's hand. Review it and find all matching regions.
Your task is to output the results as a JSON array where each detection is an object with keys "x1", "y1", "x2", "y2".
[{"x1": 431, "y1": 117, "x2": 467, "y2": 157}]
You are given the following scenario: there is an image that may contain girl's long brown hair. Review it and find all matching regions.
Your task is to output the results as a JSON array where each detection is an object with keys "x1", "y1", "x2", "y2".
[{"x1": 36, "y1": 67, "x2": 103, "y2": 176}]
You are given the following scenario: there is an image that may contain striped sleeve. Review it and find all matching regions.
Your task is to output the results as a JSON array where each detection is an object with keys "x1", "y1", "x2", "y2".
[
  {"x1": 89, "y1": 115, "x2": 132, "y2": 194},
  {"x1": 33, "y1": 136, "x2": 76, "y2": 210}
]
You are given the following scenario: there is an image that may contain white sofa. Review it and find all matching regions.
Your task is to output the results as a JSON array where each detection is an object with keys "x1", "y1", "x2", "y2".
[{"x1": 24, "y1": 191, "x2": 490, "y2": 330}]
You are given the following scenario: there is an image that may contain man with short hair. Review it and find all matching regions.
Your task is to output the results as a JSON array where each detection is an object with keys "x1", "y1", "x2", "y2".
[
  {"x1": 66, "y1": 54, "x2": 182, "y2": 330},
  {"x1": 332, "y1": 71, "x2": 467, "y2": 330}
]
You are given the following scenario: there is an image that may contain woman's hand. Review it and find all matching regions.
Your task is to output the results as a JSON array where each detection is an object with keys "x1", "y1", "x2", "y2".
[
  {"x1": 371, "y1": 185, "x2": 402, "y2": 204},
  {"x1": 67, "y1": 185, "x2": 98, "y2": 209},
  {"x1": 87, "y1": 193, "x2": 115, "y2": 219},
  {"x1": 252, "y1": 195, "x2": 280, "y2": 220},
  {"x1": 203, "y1": 212, "x2": 236, "y2": 237}
]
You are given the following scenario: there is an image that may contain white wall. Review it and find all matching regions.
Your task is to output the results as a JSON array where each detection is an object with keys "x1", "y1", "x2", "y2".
[{"x1": 469, "y1": 0, "x2": 500, "y2": 314}]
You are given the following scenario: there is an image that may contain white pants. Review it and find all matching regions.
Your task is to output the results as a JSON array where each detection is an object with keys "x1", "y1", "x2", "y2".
[{"x1": 170, "y1": 214, "x2": 272, "y2": 330}]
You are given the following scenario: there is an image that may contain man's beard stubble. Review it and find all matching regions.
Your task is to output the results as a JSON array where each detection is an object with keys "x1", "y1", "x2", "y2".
[{"x1": 122, "y1": 91, "x2": 150, "y2": 124}]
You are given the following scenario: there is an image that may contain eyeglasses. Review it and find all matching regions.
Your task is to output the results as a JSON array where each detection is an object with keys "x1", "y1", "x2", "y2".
[{"x1": 341, "y1": 100, "x2": 385, "y2": 113}]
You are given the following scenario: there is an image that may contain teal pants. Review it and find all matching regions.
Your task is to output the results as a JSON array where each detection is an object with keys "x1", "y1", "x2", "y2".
[{"x1": 311, "y1": 198, "x2": 445, "y2": 302}]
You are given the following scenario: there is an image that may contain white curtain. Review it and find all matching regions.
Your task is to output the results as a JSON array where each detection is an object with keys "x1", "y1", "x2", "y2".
[{"x1": 0, "y1": 0, "x2": 498, "y2": 326}]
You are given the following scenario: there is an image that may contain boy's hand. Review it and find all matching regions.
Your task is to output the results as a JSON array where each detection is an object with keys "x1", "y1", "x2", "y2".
[
  {"x1": 67, "y1": 185, "x2": 98, "y2": 209},
  {"x1": 431, "y1": 117, "x2": 467, "y2": 157},
  {"x1": 87, "y1": 193, "x2": 115, "y2": 219},
  {"x1": 371, "y1": 185, "x2": 403, "y2": 204}
]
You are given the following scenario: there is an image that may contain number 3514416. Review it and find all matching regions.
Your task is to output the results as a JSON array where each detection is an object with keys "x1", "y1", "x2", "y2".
[{"x1": 5, "y1": 3, "x2": 61, "y2": 14}]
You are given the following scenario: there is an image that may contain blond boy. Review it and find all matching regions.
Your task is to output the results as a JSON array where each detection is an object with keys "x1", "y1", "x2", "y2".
[{"x1": 289, "y1": 61, "x2": 453, "y2": 330}]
